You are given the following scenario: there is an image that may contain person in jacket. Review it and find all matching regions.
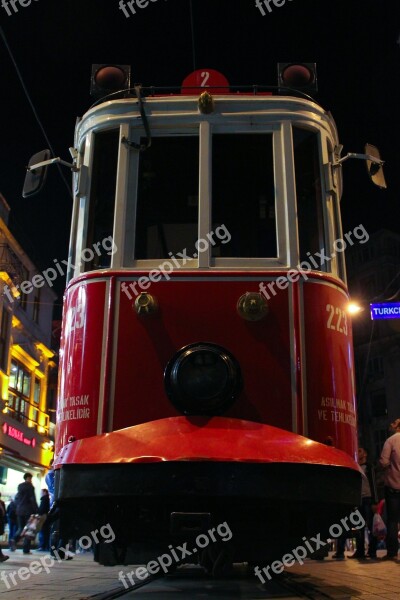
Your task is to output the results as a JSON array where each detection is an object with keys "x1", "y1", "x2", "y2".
[
  {"x1": 37, "y1": 489, "x2": 50, "y2": 551},
  {"x1": 10, "y1": 472, "x2": 38, "y2": 554},
  {"x1": 6, "y1": 497, "x2": 18, "y2": 541},
  {"x1": 349, "y1": 447, "x2": 378, "y2": 558},
  {"x1": 379, "y1": 418, "x2": 400, "y2": 559},
  {"x1": 0, "y1": 497, "x2": 9, "y2": 562}
]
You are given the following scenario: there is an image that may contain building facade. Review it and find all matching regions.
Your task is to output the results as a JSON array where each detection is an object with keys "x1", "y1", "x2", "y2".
[
  {"x1": 0, "y1": 193, "x2": 57, "y2": 500},
  {"x1": 347, "y1": 229, "x2": 400, "y2": 462}
]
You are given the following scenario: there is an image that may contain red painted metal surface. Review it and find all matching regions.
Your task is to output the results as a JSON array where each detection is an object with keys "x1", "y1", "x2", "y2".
[
  {"x1": 113, "y1": 276, "x2": 292, "y2": 432},
  {"x1": 56, "y1": 270, "x2": 357, "y2": 466},
  {"x1": 56, "y1": 416, "x2": 359, "y2": 470},
  {"x1": 181, "y1": 69, "x2": 230, "y2": 95},
  {"x1": 56, "y1": 281, "x2": 107, "y2": 452},
  {"x1": 303, "y1": 281, "x2": 357, "y2": 458}
]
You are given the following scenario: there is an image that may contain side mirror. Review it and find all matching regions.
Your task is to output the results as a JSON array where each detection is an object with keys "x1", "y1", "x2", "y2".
[
  {"x1": 22, "y1": 150, "x2": 51, "y2": 198},
  {"x1": 365, "y1": 143, "x2": 387, "y2": 189}
]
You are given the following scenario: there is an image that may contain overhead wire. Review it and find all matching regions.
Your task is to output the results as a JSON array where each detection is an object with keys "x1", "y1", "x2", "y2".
[
  {"x1": 0, "y1": 24, "x2": 72, "y2": 200},
  {"x1": 189, "y1": 0, "x2": 196, "y2": 71}
]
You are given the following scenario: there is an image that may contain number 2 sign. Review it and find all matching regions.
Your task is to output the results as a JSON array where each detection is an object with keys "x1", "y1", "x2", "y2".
[{"x1": 181, "y1": 69, "x2": 230, "y2": 95}]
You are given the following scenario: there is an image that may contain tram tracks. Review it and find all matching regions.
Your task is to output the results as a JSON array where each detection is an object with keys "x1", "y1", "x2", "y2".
[{"x1": 80, "y1": 566, "x2": 347, "y2": 600}]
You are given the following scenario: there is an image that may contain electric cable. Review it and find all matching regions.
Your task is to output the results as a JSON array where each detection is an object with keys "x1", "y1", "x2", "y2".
[
  {"x1": 189, "y1": 0, "x2": 196, "y2": 71},
  {"x1": 0, "y1": 25, "x2": 72, "y2": 200}
]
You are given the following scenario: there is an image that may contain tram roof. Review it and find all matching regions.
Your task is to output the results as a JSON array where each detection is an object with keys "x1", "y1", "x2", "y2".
[{"x1": 75, "y1": 92, "x2": 339, "y2": 148}]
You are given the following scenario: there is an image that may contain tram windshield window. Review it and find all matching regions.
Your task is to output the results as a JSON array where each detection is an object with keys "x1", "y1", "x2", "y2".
[
  {"x1": 135, "y1": 137, "x2": 199, "y2": 260},
  {"x1": 293, "y1": 128, "x2": 326, "y2": 268},
  {"x1": 84, "y1": 129, "x2": 119, "y2": 270},
  {"x1": 212, "y1": 134, "x2": 277, "y2": 258}
]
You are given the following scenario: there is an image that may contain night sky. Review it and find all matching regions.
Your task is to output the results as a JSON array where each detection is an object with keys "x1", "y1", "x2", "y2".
[{"x1": 0, "y1": 0, "x2": 399, "y2": 309}]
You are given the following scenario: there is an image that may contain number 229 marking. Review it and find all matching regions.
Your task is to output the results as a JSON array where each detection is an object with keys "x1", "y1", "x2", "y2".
[
  {"x1": 326, "y1": 304, "x2": 348, "y2": 335},
  {"x1": 68, "y1": 304, "x2": 84, "y2": 332}
]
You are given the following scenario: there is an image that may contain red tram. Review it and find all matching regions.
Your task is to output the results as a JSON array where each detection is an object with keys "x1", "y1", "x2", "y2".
[{"x1": 25, "y1": 64, "x2": 386, "y2": 568}]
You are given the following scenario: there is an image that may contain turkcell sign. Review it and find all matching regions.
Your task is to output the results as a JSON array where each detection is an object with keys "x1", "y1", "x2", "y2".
[{"x1": 370, "y1": 302, "x2": 400, "y2": 320}]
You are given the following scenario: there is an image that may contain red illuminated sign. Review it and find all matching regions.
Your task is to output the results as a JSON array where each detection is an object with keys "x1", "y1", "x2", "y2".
[
  {"x1": 181, "y1": 69, "x2": 230, "y2": 95},
  {"x1": 2, "y1": 422, "x2": 36, "y2": 447}
]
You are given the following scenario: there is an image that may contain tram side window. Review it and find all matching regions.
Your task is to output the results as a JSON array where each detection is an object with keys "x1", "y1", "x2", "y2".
[
  {"x1": 212, "y1": 134, "x2": 277, "y2": 258},
  {"x1": 135, "y1": 137, "x2": 199, "y2": 260},
  {"x1": 293, "y1": 128, "x2": 326, "y2": 268},
  {"x1": 84, "y1": 130, "x2": 119, "y2": 271}
]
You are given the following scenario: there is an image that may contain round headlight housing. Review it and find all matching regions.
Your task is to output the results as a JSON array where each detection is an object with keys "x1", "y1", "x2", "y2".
[{"x1": 164, "y1": 343, "x2": 242, "y2": 416}]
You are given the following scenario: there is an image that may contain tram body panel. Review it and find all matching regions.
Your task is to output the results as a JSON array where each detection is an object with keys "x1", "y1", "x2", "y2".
[
  {"x1": 112, "y1": 275, "x2": 292, "y2": 432},
  {"x1": 303, "y1": 281, "x2": 357, "y2": 457},
  {"x1": 57, "y1": 280, "x2": 108, "y2": 450}
]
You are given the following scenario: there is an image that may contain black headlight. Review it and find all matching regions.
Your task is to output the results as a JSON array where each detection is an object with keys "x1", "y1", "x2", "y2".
[{"x1": 164, "y1": 343, "x2": 242, "y2": 415}]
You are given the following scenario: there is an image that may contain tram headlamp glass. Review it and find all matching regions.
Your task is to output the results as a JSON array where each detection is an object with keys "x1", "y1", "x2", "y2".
[
  {"x1": 90, "y1": 64, "x2": 131, "y2": 99},
  {"x1": 164, "y1": 343, "x2": 241, "y2": 415},
  {"x1": 277, "y1": 63, "x2": 318, "y2": 95}
]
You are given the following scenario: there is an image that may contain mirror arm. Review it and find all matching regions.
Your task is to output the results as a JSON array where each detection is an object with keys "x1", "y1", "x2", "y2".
[
  {"x1": 333, "y1": 153, "x2": 385, "y2": 168},
  {"x1": 27, "y1": 157, "x2": 78, "y2": 173}
]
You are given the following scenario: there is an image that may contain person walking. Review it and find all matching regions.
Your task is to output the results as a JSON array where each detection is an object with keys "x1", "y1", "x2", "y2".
[
  {"x1": 379, "y1": 419, "x2": 400, "y2": 559},
  {"x1": 6, "y1": 497, "x2": 18, "y2": 541},
  {"x1": 9, "y1": 472, "x2": 38, "y2": 554},
  {"x1": 349, "y1": 447, "x2": 378, "y2": 558},
  {"x1": 0, "y1": 497, "x2": 9, "y2": 562},
  {"x1": 37, "y1": 489, "x2": 50, "y2": 551}
]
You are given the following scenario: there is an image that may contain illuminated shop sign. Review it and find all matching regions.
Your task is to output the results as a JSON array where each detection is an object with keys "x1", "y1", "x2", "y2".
[
  {"x1": 2, "y1": 422, "x2": 36, "y2": 447},
  {"x1": 370, "y1": 302, "x2": 400, "y2": 320}
]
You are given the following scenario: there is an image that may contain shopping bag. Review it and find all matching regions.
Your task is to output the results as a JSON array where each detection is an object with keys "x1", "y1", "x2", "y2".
[
  {"x1": 372, "y1": 512, "x2": 386, "y2": 539},
  {"x1": 21, "y1": 514, "x2": 47, "y2": 539}
]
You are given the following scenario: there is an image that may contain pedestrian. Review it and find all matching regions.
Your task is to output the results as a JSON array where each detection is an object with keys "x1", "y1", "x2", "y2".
[
  {"x1": 379, "y1": 418, "x2": 400, "y2": 560},
  {"x1": 6, "y1": 497, "x2": 18, "y2": 541},
  {"x1": 45, "y1": 459, "x2": 55, "y2": 506},
  {"x1": 37, "y1": 489, "x2": 50, "y2": 551},
  {"x1": 9, "y1": 472, "x2": 38, "y2": 554},
  {"x1": 0, "y1": 495, "x2": 9, "y2": 562},
  {"x1": 348, "y1": 447, "x2": 378, "y2": 558}
]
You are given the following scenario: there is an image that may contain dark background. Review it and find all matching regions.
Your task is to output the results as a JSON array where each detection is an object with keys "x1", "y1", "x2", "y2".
[{"x1": 0, "y1": 0, "x2": 399, "y2": 311}]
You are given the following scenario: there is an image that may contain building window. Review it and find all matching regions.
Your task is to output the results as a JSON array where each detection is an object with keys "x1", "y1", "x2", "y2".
[
  {"x1": 19, "y1": 267, "x2": 30, "y2": 311},
  {"x1": 7, "y1": 392, "x2": 28, "y2": 425},
  {"x1": 9, "y1": 359, "x2": 31, "y2": 409},
  {"x1": 34, "y1": 377, "x2": 41, "y2": 404},
  {"x1": 32, "y1": 288, "x2": 40, "y2": 323},
  {"x1": 368, "y1": 356, "x2": 384, "y2": 379},
  {"x1": 0, "y1": 307, "x2": 11, "y2": 372},
  {"x1": 370, "y1": 390, "x2": 387, "y2": 418}
]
